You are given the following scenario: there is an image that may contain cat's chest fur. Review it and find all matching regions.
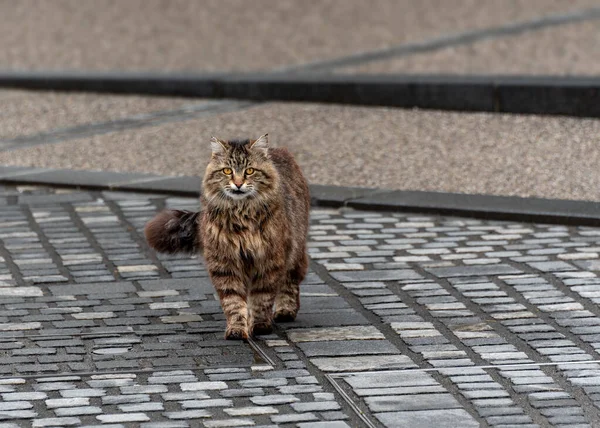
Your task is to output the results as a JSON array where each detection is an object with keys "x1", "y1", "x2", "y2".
[{"x1": 202, "y1": 208, "x2": 279, "y2": 264}]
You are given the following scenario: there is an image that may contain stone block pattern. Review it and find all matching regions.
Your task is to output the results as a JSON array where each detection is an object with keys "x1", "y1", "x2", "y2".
[{"x1": 4, "y1": 184, "x2": 600, "y2": 426}]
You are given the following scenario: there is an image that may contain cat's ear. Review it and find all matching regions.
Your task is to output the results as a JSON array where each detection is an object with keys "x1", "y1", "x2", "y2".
[
  {"x1": 250, "y1": 134, "x2": 269, "y2": 152},
  {"x1": 210, "y1": 136, "x2": 227, "y2": 155}
]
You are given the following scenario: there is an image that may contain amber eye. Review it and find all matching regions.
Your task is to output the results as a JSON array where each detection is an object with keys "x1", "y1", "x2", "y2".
[
  {"x1": 222, "y1": 168, "x2": 232, "y2": 175},
  {"x1": 245, "y1": 168, "x2": 255, "y2": 175}
]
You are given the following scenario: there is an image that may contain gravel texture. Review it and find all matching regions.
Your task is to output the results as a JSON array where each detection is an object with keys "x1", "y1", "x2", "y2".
[
  {"x1": 0, "y1": 90, "x2": 193, "y2": 139},
  {"x1": 1, "y1": 0, "x2": 598, "y2": 72},
  {"x1": 337, "y1": 20, "x2": 600, "y2": 76},
  {"x1": 1, "y1": 101, "x2": 599, "y2": 201}
]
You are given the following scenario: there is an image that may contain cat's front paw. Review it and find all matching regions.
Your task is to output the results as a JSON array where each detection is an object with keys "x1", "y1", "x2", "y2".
[
  {"x1": 251, "y1": 322, "x2": 273, "y2": 337},
  {"x1": 225, "y1": 326, "x2": 249, "y2": 341},
  {"x1": 274, "y1": 310, "x2": 297, "y2": 323}
]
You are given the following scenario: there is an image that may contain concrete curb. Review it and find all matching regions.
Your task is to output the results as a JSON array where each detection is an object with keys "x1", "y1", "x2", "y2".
[
  {"x1": 1, "y1": 165, "x2": 599, "y2": 226},
  {"x1": 0, "y1": 72, "x2": 599, "y2": 117}
]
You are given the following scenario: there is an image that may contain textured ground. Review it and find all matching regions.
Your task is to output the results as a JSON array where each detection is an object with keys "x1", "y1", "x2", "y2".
[
  {"x1": 1, "y1": 96, "x2": 600, "y2": 202},
  {"x1": 0, "y1": 90, "x2": 193, "y2": 140},
  {"x1": 1, "y1": 2, "x2": 600, "y2": 203},
  {"x1": 337, "y1": 20, "x2": 600, "y2": 76},
  {"x1": 2, "y1": 2, "x2": 600, "y2": 427},
  {"x1": 3, "y1": 184, "x2": 600, "y2": 426},
  {"x1": 1, "y1": 0, "x2": 598, "y2": 72}
]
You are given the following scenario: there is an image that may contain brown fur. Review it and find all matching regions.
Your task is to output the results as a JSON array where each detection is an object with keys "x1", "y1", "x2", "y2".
[
  {"x1": 144, "y1": 135, "x2": 310, "y2": 340},
  {"x1": 145, "y1": 210, "x2": 201, "y2": 254}
]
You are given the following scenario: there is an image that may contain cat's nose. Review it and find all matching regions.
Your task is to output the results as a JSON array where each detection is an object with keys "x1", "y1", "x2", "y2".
[{"x1": 232, "y1": 180, "x2": 244, "y2": 189}]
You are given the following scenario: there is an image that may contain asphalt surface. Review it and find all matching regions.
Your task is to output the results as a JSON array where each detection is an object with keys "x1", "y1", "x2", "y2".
[
  {"x1": 1, "y1": 98, "x2": 600, "y2": 202},
  {"x1": 1, "y1": 0, "x2": 598, "y2": 72},
  {"x1": 337, "y1": 20, "x2": 600, "y2": 76},
  {"x1": 0, "y1": 89, "x2": 191, "y2": 140}
]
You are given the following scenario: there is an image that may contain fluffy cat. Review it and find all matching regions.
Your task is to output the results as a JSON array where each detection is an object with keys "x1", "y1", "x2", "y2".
[{"x1": 144, "y1": 134, "x2": 310, "y2": 340}]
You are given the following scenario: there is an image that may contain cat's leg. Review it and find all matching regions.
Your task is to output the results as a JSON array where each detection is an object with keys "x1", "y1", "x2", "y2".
[
  {"x1": 274, "y1": 251, "x2": 308, "y2": 322},
  {"x1": 210, "y1": 271, "x2": 249, "y2": 340},
  {"x1": 247, "y1": 269, "x2": 282, "y2": 336}
]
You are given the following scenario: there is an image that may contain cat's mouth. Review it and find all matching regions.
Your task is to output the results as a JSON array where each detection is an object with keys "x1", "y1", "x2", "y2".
[{"x1": 226, "y1": 188, "x2": 253, "y2": 200}]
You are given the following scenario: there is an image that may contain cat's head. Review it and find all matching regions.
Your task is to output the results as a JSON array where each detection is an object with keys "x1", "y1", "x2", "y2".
[{"x1": 202, "y1": 134, "x2": 279, "y2": 204}]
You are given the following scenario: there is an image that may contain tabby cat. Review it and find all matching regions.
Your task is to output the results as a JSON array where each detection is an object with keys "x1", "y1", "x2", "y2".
[{"x1": 144, "y1": 134, "x2": 310, "y2": 340}]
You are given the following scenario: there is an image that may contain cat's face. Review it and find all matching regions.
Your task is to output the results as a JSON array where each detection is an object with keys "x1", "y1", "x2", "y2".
[{"x1": 203, "y1": 135, "x2": 278, "y2": 203}]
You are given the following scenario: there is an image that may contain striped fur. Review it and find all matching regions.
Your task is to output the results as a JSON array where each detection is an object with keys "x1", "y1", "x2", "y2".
[
  {"x1": 144, "y1": 135, "x2": 310, "y2": 340},
  {"x1": 144, "y1": 210, "x2": 201, "y2": 254}
]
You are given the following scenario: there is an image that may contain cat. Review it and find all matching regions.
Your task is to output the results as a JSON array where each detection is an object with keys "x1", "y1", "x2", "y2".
[{"x1": 144, "y1": 134, "x2": 310, "y2": 340}]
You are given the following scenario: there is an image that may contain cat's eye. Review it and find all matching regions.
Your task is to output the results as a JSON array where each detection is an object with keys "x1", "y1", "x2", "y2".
[
  {"x1": 245, "y1": 168, "x2": 255, "y2": 175},
  {"x1": 222, "y1": 168, "x2": 232, "y2": 175}
]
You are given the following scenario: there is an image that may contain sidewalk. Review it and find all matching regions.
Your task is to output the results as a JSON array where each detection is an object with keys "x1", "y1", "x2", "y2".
[
  {"x1": 0, "y1": 182, "x2": 598, "y2": 427},
  {"x1": 2, "y1": 2, "x2": 600, "y2": 426}
]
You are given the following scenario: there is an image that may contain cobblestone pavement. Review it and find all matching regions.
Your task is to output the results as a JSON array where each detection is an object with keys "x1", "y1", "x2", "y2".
[{"x1": 3, "y1": 184, "x2": 600, "y2": 427}]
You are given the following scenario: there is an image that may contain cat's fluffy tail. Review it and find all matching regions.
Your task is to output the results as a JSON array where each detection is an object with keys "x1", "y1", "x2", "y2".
[{"x1": 144, "y1": 210, "x2": 202, "y2": 254}]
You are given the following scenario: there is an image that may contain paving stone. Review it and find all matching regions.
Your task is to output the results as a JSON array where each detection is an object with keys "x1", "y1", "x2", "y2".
[
  {"x1": 54, "y1": 406, "x2": 102, "y2": 416},
  {"x1": 287, "y1": 325, "x2": 385, "y2": 342},
  {"x1": 180, "y1": 398, "x2": 233, "y2": 408},
  {"x1": 375, "y1": 408, "x2": 480, "y2": 428},
  {"x1": 162, "y1": 392, "x2": 211, "y2": 401},
  {"x1": 331, "y1": 270, "x2": 423, "y2": 282},
  {"x1": 45, "y1": 397, "x2": 89, "y2": 408},
  {"x1": 179, "y1": 381, "x2": 228, "y2": 391},
  {"x1": 141, "y1": 423, "x2": 189, "y2": 428},
  {"x1": 297, "y1": 422, "x2": 351, "y2": 428},
  {"x1": 0, "y1": 410, "x2": 37, "y2": 420},
  {"x1": 238, "y1": 378, "x2": 287, "y2": 388},
  {"x1": 297, "y1": 340, "x2": 397, "y2": 357},
  {"x1": 426, "y1": 264, "x2": 522, "y2": 277},
  {"x1": 250, "y1": 394, "x2": 300, "y2": 406},
  {"x1": 32, "y1": 418, "x2": 81, "y2": 427},
  {"x1": 220, "y1": 388, "x2": 264, "y2": 398},
  {"x1": 102, "y1": 394, "x2": 150, "y2": 405},
  {"x1": 278, "y1": 385, "x2": 322, "y2": 394},
  {"x1": 0, "y1": 402, "x2": 32, "y2": 411},
  {"x1": 118, "y1": 402, "x2": 164, "y2": 412},
  {"x1": 48, "y1": 282, "x2": 135, "y2": 295},
  {"x1": 365, "y1": 393, "x2": 461, "y2": 412},
  {"x1": 310, "y1": 355, "x2": 416, "y2": 372},
  {"x1": 345, "y1": 371, "x2": 438, "y2": 389},
  {"x1": 2, "y1": 392, "x2": 47, "y2": 401},
  {"x1": 224, "y1": 406, "x2": 279, "y2": 416},
  {"x1": 96, "y1": 413, "x2": 151, "y2": 423},
  {"x1": 163, "y1": 410, "x2": 211, "y2": 419},
  {"x1": 291, "y1": 401, "x2": 341, "y2": 412},
  {"x1": 203, "y1": 420, "x2": 255, "y2": 428},
  {"x1": 270, "y1": 413, "x2": 319, "y2": 424}
]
